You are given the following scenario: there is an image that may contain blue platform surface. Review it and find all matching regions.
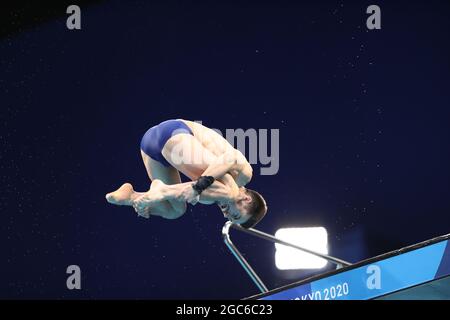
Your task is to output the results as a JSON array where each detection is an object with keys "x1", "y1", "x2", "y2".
[{"x1": 247, "y1": 234, "x2": 450, "y2": 300}]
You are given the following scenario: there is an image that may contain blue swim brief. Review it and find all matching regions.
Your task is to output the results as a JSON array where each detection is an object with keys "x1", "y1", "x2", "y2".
[{"x1": 140, "y1": 119, "x2": 193, "y2": 167}]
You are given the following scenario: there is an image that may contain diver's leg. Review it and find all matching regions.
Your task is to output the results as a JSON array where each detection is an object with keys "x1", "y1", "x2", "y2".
[
  {"x1": 161, "y1": 133, "x2": 217, "y2": 180},
  {"x1": 105, "y1": 152, "x2": 187, "y2": 219},
  {"x1": 105, "y1": 181, "x2": 183, "y2": 219},
  {"x1": 137, "y1": 151, "x2": 187, "y2": 219}
]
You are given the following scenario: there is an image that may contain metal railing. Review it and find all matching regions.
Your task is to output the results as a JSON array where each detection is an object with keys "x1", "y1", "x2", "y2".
[{"x1": 222, "y1": 221, "x2": 352, "y2": 293}]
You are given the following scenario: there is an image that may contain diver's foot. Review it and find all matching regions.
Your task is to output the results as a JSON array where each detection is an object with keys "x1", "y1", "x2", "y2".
[
  {"x1": 133, "y1": 180, "x2": 166, "y2": 213},
  {"x1": 106, "y1": 183, "x2": 135, "y2": 206}
]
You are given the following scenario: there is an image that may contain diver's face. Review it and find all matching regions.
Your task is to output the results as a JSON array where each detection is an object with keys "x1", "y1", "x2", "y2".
[
  {"x1": 220, "y1": 203, "x2": 244, "y2": 223},
  {"x1": 219, "y1": 189, "x2": 252, "y2": 224}
]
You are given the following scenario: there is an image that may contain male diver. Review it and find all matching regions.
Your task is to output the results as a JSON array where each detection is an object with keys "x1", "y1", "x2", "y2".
[{"x1": 106, "y1": 119, "x2": 267, "y2": 229}]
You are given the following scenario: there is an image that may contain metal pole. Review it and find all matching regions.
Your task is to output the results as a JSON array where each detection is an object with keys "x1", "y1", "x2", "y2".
[
  {"x1": 222, "y1": 222, "x2": 269, "y2": 293},
  {"x1": 230, "y1": 223, "x2": 352, "y2": 267}
]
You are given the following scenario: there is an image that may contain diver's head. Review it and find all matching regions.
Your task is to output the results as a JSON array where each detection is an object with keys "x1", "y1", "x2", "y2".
[{"x1": 219, "y1": 187, "x2": 267, "y2": 228}]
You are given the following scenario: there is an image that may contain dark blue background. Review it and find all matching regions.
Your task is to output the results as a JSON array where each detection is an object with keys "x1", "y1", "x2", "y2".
[{"x1": 1, "y1": 0, "x2": 449, "y2": 299}]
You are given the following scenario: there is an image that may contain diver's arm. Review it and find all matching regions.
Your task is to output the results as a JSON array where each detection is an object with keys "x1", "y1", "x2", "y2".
[
  {"x1": 201, "y1": 149, "x2": 248, "y2": 181},
  {"x1": 230, "y1": 162, "x2": 253, "y2": 186},
  {"x1": 153, "y1": 177, "x2": 237, "y2": 204}
]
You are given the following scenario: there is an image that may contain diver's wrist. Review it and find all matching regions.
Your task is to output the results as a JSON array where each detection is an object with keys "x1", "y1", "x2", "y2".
[{"x1": 192, "y1": 176, "x2": 215, "y2": 195}]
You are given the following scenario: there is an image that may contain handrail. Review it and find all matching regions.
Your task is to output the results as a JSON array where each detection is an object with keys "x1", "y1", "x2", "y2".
[{"x1": 222, "y1": 221, "x2": 352, "y2": 293}]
